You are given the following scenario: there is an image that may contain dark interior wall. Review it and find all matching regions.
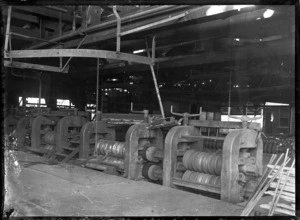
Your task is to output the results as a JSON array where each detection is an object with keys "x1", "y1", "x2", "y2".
[
  {"x1": 263, "y1": 106, "x2": 291, "y2": 135},
  {"x1": 4, "y1": 69, "x2": 88, "y2": 111}
]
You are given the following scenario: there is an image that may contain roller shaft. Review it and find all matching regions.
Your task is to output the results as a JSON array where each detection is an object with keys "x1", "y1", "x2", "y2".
[
  {"x1": 44, "y1": 131, "x2": 56, "y2": 144},
  {"x1": 90, "y1": 156, "x2": 124, "y2": 170},
  {"x1": 182, "y1": 170, "x2": 221, "y2": 188},
  {"x1": 183, "y1": 149, "x2": 222, "y2": 175},
  {"x1": 95, "y1": 139, "x2": 125, "y2": 158},
  {"x1": 203, "y1": 139, "x2": 223, "y2": 150}
]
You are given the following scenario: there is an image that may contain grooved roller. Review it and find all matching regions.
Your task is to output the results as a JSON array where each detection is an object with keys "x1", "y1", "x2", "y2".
[
  {"x1": 101, "y1": 156, "x2": 125, "y2": 169},
  {"x1": 203, "y1": 139, "x2": 223, "y2": 150},
  {"x1": 95, "y1": 139, "x2": 125, "y2": 158},
  {"x1": 183, "y1": 149, "x2": 222, "y2": 175},
  {"x1": 182, "y1": 170, "x2": 221, "y2": 187}
]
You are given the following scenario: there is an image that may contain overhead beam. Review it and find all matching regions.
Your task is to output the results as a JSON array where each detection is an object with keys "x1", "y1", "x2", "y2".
[
  {"x1": 75, "y1": 38, "x2": 293, "y2": 75},
  {"x1": 29, "y1": 6, "x2": 266, "y2": 50},
  {"x1": 5, "y1": 49, "x2": 152, "y2": 65},
  {"x1": 4, "y1": 60, "x2": 69, "y2": 73},
  {"x1": 3, "y1": 9, "x2": 58, "y2": 31},
  {"x1": 10, "y1": 25, "x2": 41, "y2": 41},
  {"x1": 13, "y1": 6, "x2": 80, "y2": 24},
  {"x1": 26, "y1": 5, "x2": 190, "y2": 49}
]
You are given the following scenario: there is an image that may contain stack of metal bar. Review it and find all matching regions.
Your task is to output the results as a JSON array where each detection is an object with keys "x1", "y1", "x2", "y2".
[{"x1": 240, "y1": 149, "x2": 295, "y2": 216}]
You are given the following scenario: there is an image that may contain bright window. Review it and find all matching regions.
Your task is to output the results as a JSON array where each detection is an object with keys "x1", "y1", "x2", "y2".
[
  {"x1": 18, "y1": 97, "x2": 47, "y2": 107},
  {"x1": 57, "y1": 99, "x2": 75, "y2": 108}
]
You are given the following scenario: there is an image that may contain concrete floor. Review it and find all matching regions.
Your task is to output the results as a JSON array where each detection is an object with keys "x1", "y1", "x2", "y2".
[{"x1": 4, "y1": 151, "x2": 245, "y2": 217}]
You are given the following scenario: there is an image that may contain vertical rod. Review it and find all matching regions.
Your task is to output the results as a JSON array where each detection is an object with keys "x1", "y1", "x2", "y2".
[
  {"x1": 59, "y1": 12, "x2": 63, "y2": 68},
  {"x1": 72, "y1": 6, "x2": 76, "y2": 31},
  {"x1": 95, "y1": 58, "x2": 100, "y2": 144},
  {"x1": 152, "y1": 35, "x2": 156, "y2": 64},
  {"x1": 146, "y1": 38, "x2": 165, "y2": 118},
  {"x1": 9, "y1": 34, "x2": 12, "y2": 63},
  {"x1": 113, "y1": 6, "x2": 121, "y2": 53},
  {"x1": 61, "y1": 35, "x2": 87, "y2": 72},
  {"x1": 38, "y1": 74, "x2": 42, "y2": 112},
  {"x1": 96, "y1": 58, "x2": 100, "y2": 112},
  {"x1": 39, "y1": 18, "x2": 43, "y2": 38},
  {"x1": 4, "y1": 6, "x2": 12, "y2": 52}
]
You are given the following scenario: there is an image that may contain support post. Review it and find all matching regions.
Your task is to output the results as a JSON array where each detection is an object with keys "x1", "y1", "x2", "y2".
[
  {"x1": 113, "y1": 6, "x2": 121, "y2": 53},
  {"x1": 4, "y1": 6, "x2": 12, "y2": 52}
]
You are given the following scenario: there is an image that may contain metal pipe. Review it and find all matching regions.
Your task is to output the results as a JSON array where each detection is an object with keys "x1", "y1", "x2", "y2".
[
  {"x1": 60, "y1": 34, "x2": 88, "y2": 72},
  {"x1": 45, "y1": 6, "x2": 68, "y2": 13},
  {"x1": 120, "y1": 11, "x2": 187, "y2": 36},
  {"x1": 10, "y1": 68, "x2": 40, "y2": 80},
  {"x1": 4, "y1": 6, "x2": 12, "y2": 51},
  {"x1": 72, "y1": 8, "x2": 76, "y2": 31},
  {"x1": 113, "y1": 6, "x2": 121, "y2": 53},
  {"x1": 10, "y1": 32, "x2": 64, "y2": 45},
  {"x1": 59, "y1": 12, "x2": 63, "y2": 68},
  {"x1": 152, "y1": 35, "x2": 156, "y2": 64},
  {"x1": 28, "y1": 6, "x2": 182, "y2": 49},
  {"x1": 146, "y1": 39, "x2": 165, "y2": 118}
]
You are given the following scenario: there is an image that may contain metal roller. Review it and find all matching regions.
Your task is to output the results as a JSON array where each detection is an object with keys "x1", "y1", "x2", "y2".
[
  {"x1": 95, "y1": 139, "x2": 125, "y2": 158},
  {"x1": 182, "y1": 170, "x2": 221, "y2": 188},
  {"x1": 263, "y1": 139, "x2": 279, "y2": 154},
  {"x1": 100, "y1": 156, "x2": 125, "y2": 170},
  {"x1": 204, "y1": 139, "x2": 223, "y2": 150},
  {"x1": 44, "y1": 131, "x2": 56, "y2": 145},
  {"x1": 183, "y1": 150, "x2": 222, "y2": 175}
]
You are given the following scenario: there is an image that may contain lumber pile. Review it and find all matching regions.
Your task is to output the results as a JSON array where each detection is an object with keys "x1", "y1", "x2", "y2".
[{"x1": 240, "y1": 149, "x2": 295, "y2": 216}]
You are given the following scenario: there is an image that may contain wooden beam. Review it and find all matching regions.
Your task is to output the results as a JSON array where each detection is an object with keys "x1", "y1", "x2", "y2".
[
  {"x1": 5, "y1": 49, "x2": 152, "y2": 65},
  {"x1": 4, "y1": 60, "x2": 69, "y2": 73},
  {"x1": 120, "y1": 12, "x2": 188, "y2": 36},
  {"x1": 10, "y1": 25, "x2": 41, "y2": 41},
  {"x1": 3, "y1": 9, "x2": 59, "y2": 31},
  {"x1": 27, "y1": 6, "x2": 189, "y2": 49},
  {"x1": 13, "y1": 6, "x2": 80, "y2": 24}
]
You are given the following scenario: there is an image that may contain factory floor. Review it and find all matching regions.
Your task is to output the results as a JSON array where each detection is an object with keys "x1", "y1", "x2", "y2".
[{"x1": 4, "y1": 151, "x2": 244, "y2": 217}]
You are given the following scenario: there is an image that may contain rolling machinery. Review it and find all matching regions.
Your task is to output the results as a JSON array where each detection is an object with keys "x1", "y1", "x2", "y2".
[
  {"x1": 14, "y1": 108, "x2": 89, "y2": 158},
  {"x1": 4, "y1": 107, "x2": 28, "y2": 137},
  {"x1": 163, "y1": 107, "x2": 264, "y2": 204},
  {"x1": 79, "y1": 104, "x2": 177, "y2": 181}
]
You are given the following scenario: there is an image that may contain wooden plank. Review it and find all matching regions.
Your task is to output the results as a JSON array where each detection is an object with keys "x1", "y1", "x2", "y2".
[
  {"x1": 173, "y1": 178, "x2": 221, "y2": 194},
  {"x1": 260, "y1": 204, "x2": 294, "y2": 216},
  {"x1": 4, "y1": 60, "x2": 69, "y2": 73},
  {"x1": 188, "y1": 120, "x2": 261, "y2": 130},
  {"x1": 5, "y1": 49, "x2": 152, "y2": 65}
]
